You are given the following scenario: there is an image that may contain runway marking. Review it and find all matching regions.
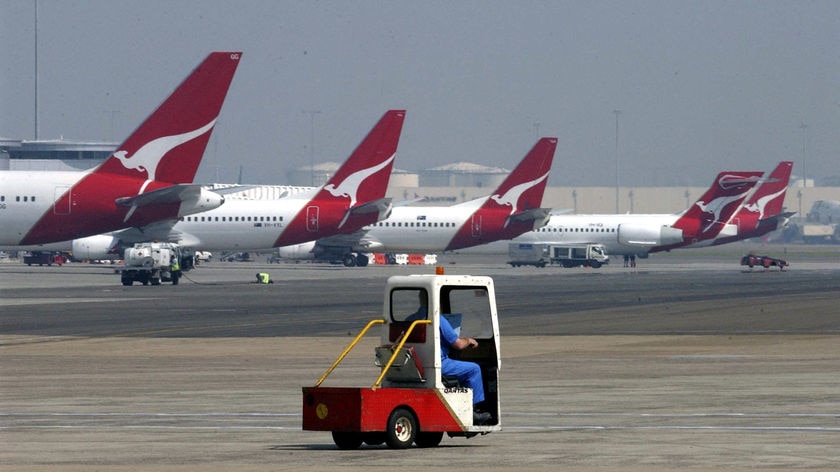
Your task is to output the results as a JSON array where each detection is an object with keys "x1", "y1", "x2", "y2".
[
  {"x1": 3, "y1": 411, "x2": 839, "y2": 433},
  {"x1": 0, "y1": 298, "x2": 135, "y2": 307}
]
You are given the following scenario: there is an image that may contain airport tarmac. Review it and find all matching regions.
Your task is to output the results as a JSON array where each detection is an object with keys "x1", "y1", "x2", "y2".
[{"x1": 1, "y1": 244, "x2": 839, "y2": 471}]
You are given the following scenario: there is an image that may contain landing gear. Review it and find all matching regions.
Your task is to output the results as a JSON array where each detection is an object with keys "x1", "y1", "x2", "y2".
[{"x1": 341, "y1": 252, "x2": 368, "y2": 267}]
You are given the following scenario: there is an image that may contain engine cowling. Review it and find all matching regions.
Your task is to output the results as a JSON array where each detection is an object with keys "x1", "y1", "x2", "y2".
[
  {"x1": 71, "y1": 234, "x2": 122, "y2": 260},
  {"x1": 617, "y1": 224, "x2": 683, "y2": 246},
  {"x1": 276, "y1": 242, "x2": 317, "y2": 260},
  {"x1": 177, "y1": 188, "x2": 225, "y2": 217}
]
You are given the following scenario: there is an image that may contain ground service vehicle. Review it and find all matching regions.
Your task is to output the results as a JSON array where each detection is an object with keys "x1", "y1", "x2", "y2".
[
  {"x1": 120, "y1": 242, "x2": 190, "y2": 285},
  {"x1": 551, "y1": 243, "x2": 609, "y2": 268},
  {"x1": 741, "y1": 254, "x2": 789, "y2": 271},
  {"x1": 302, "y1": 271, "x2": 502, "y2": 449},
  {"x1": 508, "y1": 243, "x2": 550, "y2": 267},
  {"x1": 22, "y1": 251, "x2": 67, "y2": 266}
]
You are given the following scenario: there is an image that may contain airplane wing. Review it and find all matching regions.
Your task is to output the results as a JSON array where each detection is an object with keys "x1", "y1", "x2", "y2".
[
  {"x1": 115, "y1": 184, "x2": 223, "y2": 207},
  {"x1": 314, "y1": 229, "x2": 385, "y2": 253},
  {"x1": 106, "y1": 220, "x2": 182, "y2": 244}
]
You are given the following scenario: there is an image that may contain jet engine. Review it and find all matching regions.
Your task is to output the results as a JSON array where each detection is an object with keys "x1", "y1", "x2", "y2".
[
  {"x1": 71, "y1": 234, "x2": 123, "y2": 260},
  {"x1": 177, "y1": 188, "x2": 225, "y2": 217},
  {"x1": 617, "y1": 224, "x2": 683, "y2": 246}
]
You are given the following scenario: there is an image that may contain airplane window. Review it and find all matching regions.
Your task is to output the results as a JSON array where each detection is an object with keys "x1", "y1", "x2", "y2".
[
  {"x1": 16, "y1": 196, "x2": 20, "y2": 202},
  {"x1": 0, "y1": 196, "x2": 4, "y2": 202}
]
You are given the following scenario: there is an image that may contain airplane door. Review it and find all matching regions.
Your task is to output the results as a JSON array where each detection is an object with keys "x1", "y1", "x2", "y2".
[
  {"x1": 306, "y1": 206, "x2": 319, "y2": 232},
  {"x1": 54, "y1": 186, "x2": 71, "y2": 215},
  {"x1": 471, "y1": 214, "x2": 482, "y2": 237}
]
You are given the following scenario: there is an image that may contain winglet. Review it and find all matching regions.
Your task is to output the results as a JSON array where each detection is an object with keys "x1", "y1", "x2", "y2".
[{"x1": 96, "y1": 52, "x2": 242, "y2": 183}]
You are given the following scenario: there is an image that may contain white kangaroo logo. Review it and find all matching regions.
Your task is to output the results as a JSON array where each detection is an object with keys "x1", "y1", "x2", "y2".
[
  {"x1": 490, "y1": 171, "x2": 549, "y2": 216},
  {"x1": 742, "y1": 187, "x2": 785, "y2": 220},
  {"x1": 694, "y1": 190, "x2": 752, "y2": 233},
  {"x1": 323, "y1": 153, "x2": 395, "y2": 207},
  {"x1": 112, "y1": 119, "x2": 216, "y2": 181}
]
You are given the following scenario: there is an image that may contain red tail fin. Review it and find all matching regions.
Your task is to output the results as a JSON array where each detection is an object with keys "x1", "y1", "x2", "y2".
[
  {"x1": 95, "y1": 52, "x2": 242, "y2": 183},
  {"x1": 316, "y1": 110, "x2": 406, "y2": 206},
  {"x1": 673, "y1": 171, "x2": 764, "y2": 240},
  {"x1": 275, "y1": 110, "x2": 406, "y2": 247},
  {"x1": 480, "y1": 137, "x2": 557, "y2": 214},
  {"x1": 445, "y1": 137, "x2": 557, "y2": 251},
  {"x1": 739, "y1": 161, "x2": 793, "y2": 220}
]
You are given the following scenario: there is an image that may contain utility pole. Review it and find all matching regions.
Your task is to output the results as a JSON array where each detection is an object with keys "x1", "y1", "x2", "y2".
[
  {"x1": 799, "y1": 122, "x2": 808, "y2": 188},
  {"x1": 303, "y1": 110, "x2": 321, "y2": 186},
  {"x1": 613, "y1": 109, "x2": 622, "y2": 213}
]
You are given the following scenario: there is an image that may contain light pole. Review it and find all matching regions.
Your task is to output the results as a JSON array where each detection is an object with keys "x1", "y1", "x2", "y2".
[
  {"x1": 303, "y1": 110, "x2": 321, "y2": 186},
  {"x1": 799, "y1": 122, "x2": 808, "y2": 188},
  {"x1": 613, "y1": 109, "x2": 622, "y2": 213}
]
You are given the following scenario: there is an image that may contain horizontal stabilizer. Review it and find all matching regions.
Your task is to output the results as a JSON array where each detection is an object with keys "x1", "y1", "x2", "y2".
[
  {"x1": 507, "y1": 207, "x2": 551, "y2": 224},
  {"x1": 347, "y1": 197, "x2": 393, "y2": 216},
  {"x1": 115, "y1": 184, "x2": 219, "y2": 207},
  {"x1": 759, "y1": 211, "x2": 797, "y2": 225}
]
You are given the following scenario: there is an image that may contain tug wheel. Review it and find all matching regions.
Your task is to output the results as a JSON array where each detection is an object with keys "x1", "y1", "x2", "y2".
[
  {"x1": 331, "y1": 431, "x2": 363, "y2": 450},
  {"x1": 385, "y1": 407, "x2": 417, "y2": 449},
  {"x1": 414, "y1": 431, "x2": 444, "y2": 448},
  {"x1": 362, "y1": 432, "x2": 386, "y2": 446}
]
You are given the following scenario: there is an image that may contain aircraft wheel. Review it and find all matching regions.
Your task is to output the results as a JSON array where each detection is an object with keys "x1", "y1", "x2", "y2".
[
  {"x1": 414, "y1": 431, "x2": 444, "y2": 448},
  {"x1": 385, "y1": 407, "x2": 417, "y2": 449},
  {"x1": 342, "y1": 254, "x2": 357, "y2": 267},
  {"x1": 331, "y1": 431, "x2": 363, "y2": 450}
]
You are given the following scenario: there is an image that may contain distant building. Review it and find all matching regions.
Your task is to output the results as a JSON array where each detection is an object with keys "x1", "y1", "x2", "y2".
[
  {"x1": 419, "y1": 162, "x2": 508, "y2": 188},
  {"x1": 0, "y1": 138, "x2": 117, "y2": 171},
  {"x1": 288, "y1": 162, "x2": 419, "y2": 187}
]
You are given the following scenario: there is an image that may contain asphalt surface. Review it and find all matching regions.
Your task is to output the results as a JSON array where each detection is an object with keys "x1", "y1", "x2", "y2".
[{"x1": 2, "y1": 244, "x2": 839, "y2": 471}]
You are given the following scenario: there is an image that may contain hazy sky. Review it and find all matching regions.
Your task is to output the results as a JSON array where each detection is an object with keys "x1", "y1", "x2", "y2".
[{"x1": 2, "y1": 1, "x2": 838, "y2": 186}]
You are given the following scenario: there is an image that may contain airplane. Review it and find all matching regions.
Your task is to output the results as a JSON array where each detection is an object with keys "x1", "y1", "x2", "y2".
[
  {"x1": 464, "y1": 169, "x2": 765, "y2": 260},
  {"x1": 704, "y1": 161, "x2": 794, "y2": 247},
  {"x1": 67, "y1": 110, "x2": 406, "y2": 258},
  {"x1": 277, "y1": 137, "x2": 558, "y2": 266},
  {"x1": 0, "y1": 51, "x2": 241, "y2": 246}
]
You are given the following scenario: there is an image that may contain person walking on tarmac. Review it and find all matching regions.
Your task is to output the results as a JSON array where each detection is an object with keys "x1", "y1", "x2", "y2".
[{"x1": 169, "y1": 256, "x2": 181, "y2": 285}]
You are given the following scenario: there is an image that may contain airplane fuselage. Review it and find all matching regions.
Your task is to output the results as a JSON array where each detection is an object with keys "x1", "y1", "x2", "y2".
[
  {"x1": 170, "y1": 190, "x2": 363, "y2": 251},
  {"x1": 354, "y1": 197, "x2": 546, "y2": 253}
]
